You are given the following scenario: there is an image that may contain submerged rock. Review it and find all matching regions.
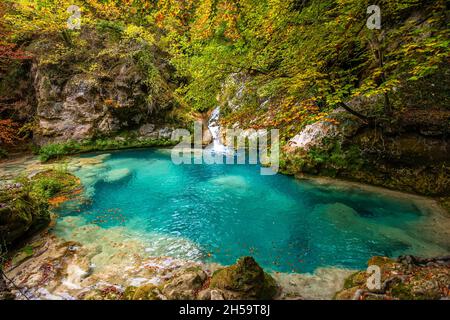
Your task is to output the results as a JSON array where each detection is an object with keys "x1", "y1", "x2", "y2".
[
  {"x1": 103, "y1": 169, "x2": 131, "y2": 183},
  {"x1": 209, "y1": 257, "x2": 279, "y2": 300}
]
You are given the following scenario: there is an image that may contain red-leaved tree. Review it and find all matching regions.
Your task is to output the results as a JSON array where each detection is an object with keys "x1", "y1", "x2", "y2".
[{"x1": 0, "y1": 2, "x2": 32, "y2": 73}]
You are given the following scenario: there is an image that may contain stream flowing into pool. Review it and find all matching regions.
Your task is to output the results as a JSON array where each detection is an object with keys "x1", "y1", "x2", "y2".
[{"x1": 54, "y1": 149, "x2": 450, "y2": 274}]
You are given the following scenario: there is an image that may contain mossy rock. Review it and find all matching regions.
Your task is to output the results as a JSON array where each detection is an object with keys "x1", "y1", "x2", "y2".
[
  {"x1": 0, "y1": 169, "x2": 80, "y2": 247},
  {"x1": 31, "y1": 170, "x2": 81, "y2": 199},
  {"x1": 0, "y1": 193, "x2": 50, "y2": 246},
  {"x1": 334, "y1": 287, "x2": 360, "y2": 300},
  {"x1": 367, "y1": 256, "x2": 396, "y2": 274},
  {"x1": 336, "y1": 255, "x2": 450, "y2": 300},
  {"x1": 342, "y1": 271, "x2": 367, "y2": 290},
  {"x1": 10, "y1": 245, "x2": 34, "y2": 265},
  {"x1": 388, "y1": 268, "x2": 448, "y2": 300},
  {"x1": 123, "y1": 284, "x2": 164, "y2": 300},
  {"x1": 83, "y1": 288, "x2": 123, "y2": 300},
  {"x1": 209, "y1": 257, "x2": 279, "y2": 300},
  {"x1": 367, "y1": 256, "x2": 394, "y2": 267}
]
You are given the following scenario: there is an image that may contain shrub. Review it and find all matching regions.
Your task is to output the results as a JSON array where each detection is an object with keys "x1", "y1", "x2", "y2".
[
  {"x1": 0, "y1": 148, "x2": 7, "y2": 159},
  {"x1": 31, "y1": 177, "x2": 65, "y2": 199},
  {"x1": 29, "y1": 170, "x2": 80, "y2": 201},
  {"x1": 38, "y1": 137, "x2": 178, "y2": 162},
  {"x1": 38, "y1": 143, "x2": 66, "y2": 162}
]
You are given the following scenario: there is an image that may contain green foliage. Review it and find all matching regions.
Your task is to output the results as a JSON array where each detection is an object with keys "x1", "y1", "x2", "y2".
[
  {"x1": 163, "y1": 0, "x2": 449, "y2": 117},
  {"x1": 0, "y1": 178, "x2": 50, "y2": 246},
  {"x1": 133, "y1": 48, "x2": 171, "y2": 108},
  {"x1": 38, "y1": 137, "x2": 177, "y2": 162},
  {"x1": 38, "y1": 142, "x2": 71, "y2": 162},
  {"x1": 29, "y1": 169, "x2": 80, "y2": 200},
  {"x1": 2, "y1": 0, "x2": 449, "y2": 146},
  {"x1": 0, "y1": 148, "x2": 8, "y2": 159},
  {"x1": 31, "y1": 175, "x2": 65, "y2": 199},
  {"x1": 95, "y1": 19, "x2": 125, "y2": 38}
]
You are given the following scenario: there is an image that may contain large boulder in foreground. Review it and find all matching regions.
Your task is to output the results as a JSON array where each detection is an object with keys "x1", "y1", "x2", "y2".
[
  {"x1": 209, "y1": 257, "x2": 279, "y2": 300},
  {"x1": 121, "y1": 258, "x2": 278, "y2": 301},
  {"x1": 0, "y1": 184, "x2": 50, "y2": 246},
  {"x1": 0, "y1": 170, "x2": 80, "y2": 246}
]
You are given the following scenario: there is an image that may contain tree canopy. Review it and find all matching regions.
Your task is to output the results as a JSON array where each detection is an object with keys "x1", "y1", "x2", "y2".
[{"x1": 1, "y1": 0, "x2": 449, "y2": 118}]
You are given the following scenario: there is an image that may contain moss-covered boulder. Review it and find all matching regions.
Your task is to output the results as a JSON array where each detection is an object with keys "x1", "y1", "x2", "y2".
[
  {"x1": 209, "y1": 257, "x2": 279, "y2": 300},
  {"x1": 0, "y1": 170, "x2": 80, "y2": 246},
  {"x1": 335, "y1": 255, "x2": 450, "y2": 300},
  {"x1": 0, "y1": 185, "x2": 50, "y2": 246},
  {"x1": 30, "y1": 170, "x2": 81, "y2": 200}
]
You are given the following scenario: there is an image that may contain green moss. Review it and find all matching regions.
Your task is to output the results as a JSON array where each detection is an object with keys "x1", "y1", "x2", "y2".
[
  {"x1": 11, "y1": 245, "x2": 34, "y2": 265},
  {"x1": 38, "y1": 137, "x2": 178, "y2": 162},
  {"x1": 210, "y1": 256, "x2": 278, "y2": 300},
  {"x1": 389, "y1": 282, "x2": 415, "y2": 300},
  {"x1": 343, "y1": 271, "x2": 367, "y2": 290},
  {"x1": 0, "y1": 169, "x2": 79, "y2": 247},
  {"x1": 0, "y1": 185, "x2": 50, "y2": 246},
  {"x1": 123, "y1": 284, "x2": 162, "y2": 300},
  {"x1": 30, "y1": 169, "x2": 80, "y2": 200}
]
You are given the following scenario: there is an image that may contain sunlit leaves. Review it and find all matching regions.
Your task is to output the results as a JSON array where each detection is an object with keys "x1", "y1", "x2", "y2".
[{"x1": 2, "y1": 0, "x2": 448, "y2": 120}]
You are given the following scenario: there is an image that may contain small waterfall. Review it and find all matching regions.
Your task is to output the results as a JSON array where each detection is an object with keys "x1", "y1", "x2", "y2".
[{"x1": 207, "y1": 107, "x2": 230, "y2": 154}]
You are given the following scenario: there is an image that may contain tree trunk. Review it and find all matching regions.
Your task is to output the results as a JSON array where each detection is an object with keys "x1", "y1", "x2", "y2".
[
  {"x1": 372, "y1": 34, "x2": 392, "y2": 116},
  {"x1": 338, "y1": 102, "x2": 371, "y2": 123}
]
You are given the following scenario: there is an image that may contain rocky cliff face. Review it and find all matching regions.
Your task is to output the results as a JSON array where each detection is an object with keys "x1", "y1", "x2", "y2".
[
  {"x1": 283, "y1": 105, "x2": 450, "y2": 196},
  {"x1": 1, "y1": 27, "x2": 184, "y2": 147},
  {"x1": 32, "y1": 62, "x2": 150, "y2": 144}
]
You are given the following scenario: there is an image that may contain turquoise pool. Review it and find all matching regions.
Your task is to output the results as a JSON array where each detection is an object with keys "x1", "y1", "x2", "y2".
[{"x1": 54, "y1": 149, "x2": 450, "y2": 273}]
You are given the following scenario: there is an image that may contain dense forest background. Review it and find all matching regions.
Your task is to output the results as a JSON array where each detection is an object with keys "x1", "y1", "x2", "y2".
[{"x1": 1, "y1": 0, "x2": 448, "y2": 139}]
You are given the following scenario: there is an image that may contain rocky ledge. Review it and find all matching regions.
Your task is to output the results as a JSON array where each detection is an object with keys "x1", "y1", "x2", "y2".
[
  {"x1": 3, "y1": 229, "x2": 449, "y2": 300},
  {"x1": 2, "y1": 233, "x2": 282, "y2": 301},
  {"x1": 336, "y1": 256, "x2": 450, "y2": 300}
]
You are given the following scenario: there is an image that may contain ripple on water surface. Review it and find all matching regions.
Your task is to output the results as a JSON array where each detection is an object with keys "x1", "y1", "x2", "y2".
[{"x1": 54, "y1": 149, "x2": 450, "y2": 273}]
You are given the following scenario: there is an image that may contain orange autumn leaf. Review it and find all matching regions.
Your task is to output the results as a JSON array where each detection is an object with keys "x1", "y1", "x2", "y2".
[{"x1": 48, "y1": 196, "x2": 69, "y2": 207}]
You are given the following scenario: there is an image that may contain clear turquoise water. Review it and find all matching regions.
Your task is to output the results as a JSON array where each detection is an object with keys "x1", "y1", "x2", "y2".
[{"x1": 55, "y1": 149, "x2": 449, "y2": 273}]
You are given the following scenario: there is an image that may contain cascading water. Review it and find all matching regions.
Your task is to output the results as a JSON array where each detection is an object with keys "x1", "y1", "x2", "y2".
[{"x1": 207, "y1": 106, "x2": 231, "y2": 155}]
